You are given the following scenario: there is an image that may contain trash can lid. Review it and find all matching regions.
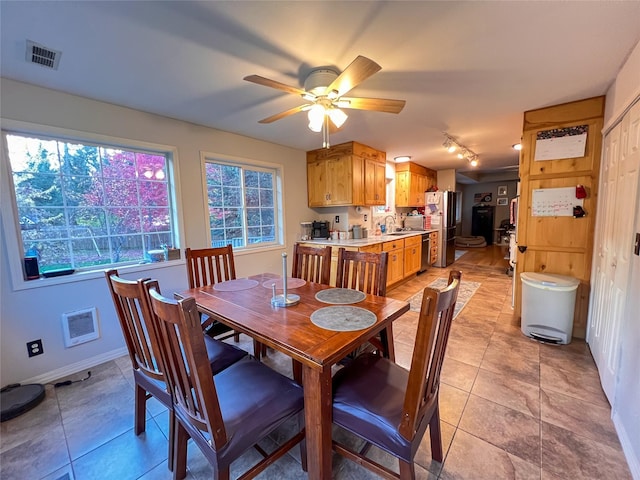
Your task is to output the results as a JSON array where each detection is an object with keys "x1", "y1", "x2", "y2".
[{"x1": 520, "y1": 272, "x2": 580, "y2": 290}]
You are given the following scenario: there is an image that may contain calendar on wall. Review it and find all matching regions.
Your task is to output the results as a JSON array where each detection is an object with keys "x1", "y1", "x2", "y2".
[{"x1": 532, "y1": 187, "x2": 583, "y2": 217}]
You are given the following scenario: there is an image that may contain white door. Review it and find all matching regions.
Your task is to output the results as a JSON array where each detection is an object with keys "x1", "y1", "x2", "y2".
[{"x1": 588, "y1": 100, "x2": 640, "y2": 402}]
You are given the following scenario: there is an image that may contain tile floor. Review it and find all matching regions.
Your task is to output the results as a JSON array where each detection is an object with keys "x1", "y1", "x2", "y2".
[{"x1": 0, "y1": 249, "x2": 632, "y2": 479}]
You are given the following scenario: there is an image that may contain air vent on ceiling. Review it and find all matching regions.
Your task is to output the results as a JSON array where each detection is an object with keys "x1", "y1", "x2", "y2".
[{"x1": 26, "y1": 40, "x2": 61, "y2": 70}]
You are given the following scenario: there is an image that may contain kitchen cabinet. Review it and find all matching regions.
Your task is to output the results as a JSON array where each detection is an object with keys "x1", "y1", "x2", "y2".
[
  {"x1": 307, "y1": 141, "x2": 384, "y2": 207},
  {"x1": 383, "y1": 239, "x2": 405, "y2": 286},
  {"x1": 298, "y1": 231, "x2": 425, "y2": 288},
  {"x1": 306, "y1": 155, "x2": 364, "y2": 206},
  {"x1": 364, "y1": 157, "x2": 386, "y2": 205},
  {"x1": 395, "y1": 162, "x2": 437, "y2": 207},
  {"x1": 429, "y1": 231, "x2": 439, "y2": 266},
  {"x1": 403, "y1": 235, "x2": 422, "y2": 276}
]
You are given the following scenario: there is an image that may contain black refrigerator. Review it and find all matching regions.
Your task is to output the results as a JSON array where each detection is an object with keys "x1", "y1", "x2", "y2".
[
  {"x1": 472, "y1": 205, "x2": 495, "y2": 245},
  {"x1": 426, "y1": 190, "x2": 458, "y2": 267}
]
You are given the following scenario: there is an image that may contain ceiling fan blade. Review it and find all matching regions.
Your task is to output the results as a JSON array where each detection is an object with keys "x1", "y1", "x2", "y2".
[
  {"x1": 244, "y1": 74, "x2": 307, "y2": 96},
  {"x1": 325, "y1": 56, "x2": 381, "y2": 97},
  {"x1": 258, "y1": 104, "x2": 309, "y2": 124},
  {"x1": 339, "y1": 97, "x2": 406, "y2": 114}
]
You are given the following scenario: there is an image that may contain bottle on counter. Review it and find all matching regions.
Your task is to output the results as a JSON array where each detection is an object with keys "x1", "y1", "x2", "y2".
[{"x1": 375, "y1": 222, "x2": 381, "y2": 236}]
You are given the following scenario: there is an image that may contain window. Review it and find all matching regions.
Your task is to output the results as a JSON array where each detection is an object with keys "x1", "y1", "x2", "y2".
[
  {"x1": 3, "y1": 131, "x2": 177, "y2": 275},
  {"x1": 204, "y1": 156, "x2": 282, "y2": 249}
]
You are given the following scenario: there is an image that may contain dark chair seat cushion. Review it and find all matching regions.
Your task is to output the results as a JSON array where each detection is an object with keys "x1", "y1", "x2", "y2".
[
  {"x1": 203, "y1": 314, "x2": 235, "y2": 338},
  {"x1": 333, "y1": 352, "x2": 413, "y2": 461},
  {"x1": 203, "y1": 335, "x2": 247, "y2": 375},
  {"x1": 180, "y1": 357, "x2": 304, "y2": 467}
]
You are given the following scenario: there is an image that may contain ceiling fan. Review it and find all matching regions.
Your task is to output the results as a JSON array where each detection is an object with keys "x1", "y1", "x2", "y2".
[{"x1": 244, "y1": 55, "x2": 405, "y2": 147}]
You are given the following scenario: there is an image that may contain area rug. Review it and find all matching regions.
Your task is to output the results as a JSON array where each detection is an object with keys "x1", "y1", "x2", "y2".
[
  {"x1": 409, "y1": 278, "x2": 481, "y2": 318},
  {"x1": 455, "y1": 236, "x2": 487, "y2": 248}
]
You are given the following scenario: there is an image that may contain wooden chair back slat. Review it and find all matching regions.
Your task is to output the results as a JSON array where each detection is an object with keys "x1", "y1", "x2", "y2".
[
  {"x1": 292, "y1": 244, "x2": 332, "y2": 285},
  {"x1": 185, "y1": 245, "x2": 236, "y2": 289},
  {"x1": 335, "y1": 248, "x2": 388, "y2": 296}
]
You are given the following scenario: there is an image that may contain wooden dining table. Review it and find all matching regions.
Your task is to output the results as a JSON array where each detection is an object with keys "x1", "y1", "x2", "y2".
[{"x1": 176, "y1": 272, "x2": 410, "y2": 480}]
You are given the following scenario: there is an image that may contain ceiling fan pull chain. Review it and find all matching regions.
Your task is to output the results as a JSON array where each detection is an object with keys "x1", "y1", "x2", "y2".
[{"x1": 323, "y1": 115, "x2": 330, "y2": 148}]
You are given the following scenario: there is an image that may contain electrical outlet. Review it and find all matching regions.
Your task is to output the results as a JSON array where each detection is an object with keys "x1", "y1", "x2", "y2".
[
  {"x1": 335, "y1": 215, "x2": 340, "y2": 224},
  {"x1": 364, "y1": 214, "x2": 368, "y2": 222},
  {"x1": 27, "y1": 339, "x2": 43, "y2": 357}
]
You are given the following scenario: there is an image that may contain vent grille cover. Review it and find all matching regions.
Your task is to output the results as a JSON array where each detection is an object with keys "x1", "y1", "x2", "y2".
[{"x1": 26, "y1": 40, "x2": 61, "y2": 70}]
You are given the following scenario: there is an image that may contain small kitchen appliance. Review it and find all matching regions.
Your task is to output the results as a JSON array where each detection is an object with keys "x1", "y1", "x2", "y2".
[{"x1": 311, "y1": 221, "x2": 330, "y2": 239}]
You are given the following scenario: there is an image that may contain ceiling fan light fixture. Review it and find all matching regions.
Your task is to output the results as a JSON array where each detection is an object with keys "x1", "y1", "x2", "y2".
[
  {"x1": 335, "y1": 99, "x2": 351, "y2": 108},
  {"x1": 328, "y1": 107, "x2": 348, "y2": 128},
  {"x1": 308, "y1": 104, "x2": 325, "y2": 132}
]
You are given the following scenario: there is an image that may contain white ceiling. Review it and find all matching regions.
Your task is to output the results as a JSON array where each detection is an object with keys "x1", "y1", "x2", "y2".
[{"x1": 1, "y1": 1, "x2": 639, "y2": 180}]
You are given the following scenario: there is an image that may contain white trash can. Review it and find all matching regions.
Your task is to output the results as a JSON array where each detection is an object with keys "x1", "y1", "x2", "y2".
[{"x1": 520, "y1": 272, "x2": 579, "y2": 344}]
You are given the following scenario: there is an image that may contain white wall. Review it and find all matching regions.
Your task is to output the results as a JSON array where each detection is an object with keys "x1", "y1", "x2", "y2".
[
  {"x1": 0, "y1": 79, "x2": 314, "y2": 385},
  {"x1": 437, "y1": 169, "x2": 456, "y2": 192},
  {"x1": 604, "y1": 40, "x2": 640, "y2": 480}
]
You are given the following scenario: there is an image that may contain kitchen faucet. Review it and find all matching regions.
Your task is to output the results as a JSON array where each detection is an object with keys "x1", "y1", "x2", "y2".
[{"x1": 384, "y1": 215, "x2": 396, "y2": 233}]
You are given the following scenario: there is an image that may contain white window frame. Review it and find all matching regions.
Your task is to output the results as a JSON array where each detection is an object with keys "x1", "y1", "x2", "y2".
[
  {"x1": 1, "y1": 119, "x2": 186, "y2": 290},
  {"x1": 200, "y1": 151, "x2": 285, "y2": 252}
]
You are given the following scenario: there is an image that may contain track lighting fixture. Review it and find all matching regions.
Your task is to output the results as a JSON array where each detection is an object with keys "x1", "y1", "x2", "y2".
[{"x1": 443, "y1": 133, "x2": 479, "y2": 167}]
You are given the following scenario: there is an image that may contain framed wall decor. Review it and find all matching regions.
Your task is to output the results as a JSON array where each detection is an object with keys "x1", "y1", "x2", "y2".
[
  {"x1": 497, "y1": 198, "x2": 508, "y2": 206},
  {"x1": 497, "y1": 185, "x2": 507, "y2": 196}
]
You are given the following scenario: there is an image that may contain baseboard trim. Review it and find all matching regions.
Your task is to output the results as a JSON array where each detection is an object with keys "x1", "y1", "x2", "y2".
[
  {"x1": 22, "y1": 347, "x2": 128, "y2": 386},
  {"x1": 613, "y1": 410, "x2": 640, "y2": 480}
]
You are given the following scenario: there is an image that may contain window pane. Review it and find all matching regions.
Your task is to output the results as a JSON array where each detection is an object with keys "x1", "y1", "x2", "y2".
[
  {"x1": 205, "y1": 160, "x2": 280, "y2": 249},
  {"x1": 5, "y1": 133, "x2": 175, "y2": 274}
]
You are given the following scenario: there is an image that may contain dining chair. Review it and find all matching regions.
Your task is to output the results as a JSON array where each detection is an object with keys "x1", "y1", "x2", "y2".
[
  {"x1": 104, "y1": 269, "x2": 247, "y2": 470},
  {"x1": 185, "y1": 245, "x2": 241, "y2": 342},
  {"x1": 291, "y1": 243, "x2": 332, "y2": 285},
  {"x1": 146, "y1": 284, "x2": 306, "y2": 480},
  {"x1": 335, "y1": 247, "x2": 392, "y2": 359},
  {"x1": 289, "y1": 243, "x2": 333, "y2": 382},
  {"x1": 331, "y1": 270, "x2": 462, "y2": 480}
]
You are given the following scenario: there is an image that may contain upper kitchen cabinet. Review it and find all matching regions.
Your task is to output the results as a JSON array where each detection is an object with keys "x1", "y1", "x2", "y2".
[
  {"x1": 395, "y1": 162, "x2": 437, "y2": 207},
  {"x1": 307, "y1": 141, "x2": 385, "y2": 207}
]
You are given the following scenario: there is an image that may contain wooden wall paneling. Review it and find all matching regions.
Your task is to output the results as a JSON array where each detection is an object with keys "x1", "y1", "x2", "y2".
[{"x1": 515, "y1": 96, "x2": 604, "y2": 339}]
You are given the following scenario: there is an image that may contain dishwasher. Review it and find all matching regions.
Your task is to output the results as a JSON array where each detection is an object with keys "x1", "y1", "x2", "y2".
[{"x1": 418, "y1": 233, "x2": 431, "y2": 273}]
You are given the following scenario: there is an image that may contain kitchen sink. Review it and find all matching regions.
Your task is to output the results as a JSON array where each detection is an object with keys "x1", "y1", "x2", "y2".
[{"x1": 386, "y1": 231, "x2": 412, "y2": 236}]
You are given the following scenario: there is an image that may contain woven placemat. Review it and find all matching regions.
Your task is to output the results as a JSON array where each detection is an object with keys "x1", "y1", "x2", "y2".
[
  {"x1": 315, "y1": 288, "x2": 366, "y2": 305},
  {"x1": 261, "y1": 277, "x2": 306, "y2": 289},
  {"x1": 310, "y1": 306, "x2": 376, "y2": 331},
  {"x1": 212, "y1": 278, "x2": 259, "y2": 291}
]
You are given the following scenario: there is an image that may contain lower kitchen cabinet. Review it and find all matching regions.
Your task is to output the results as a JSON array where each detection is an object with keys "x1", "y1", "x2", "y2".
[
  {"x1": 403, "y1": 235, "x2": 422, "y2": 276},
  {"x1": 429, "y1": 231, "x2": 439, "y2": 266},
  {"x1": 382, "y1": 239, "x2": 405, "y2": 286}
]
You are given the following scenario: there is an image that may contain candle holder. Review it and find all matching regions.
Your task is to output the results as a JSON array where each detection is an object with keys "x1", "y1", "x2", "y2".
[{"x1": 271, "y1": 252, "x2": 300, "y2": 307}]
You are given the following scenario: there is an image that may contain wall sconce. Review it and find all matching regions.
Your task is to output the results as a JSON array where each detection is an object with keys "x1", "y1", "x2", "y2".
[{"x1": 443, "y1": 133, "x2": 479, "y2": 167}]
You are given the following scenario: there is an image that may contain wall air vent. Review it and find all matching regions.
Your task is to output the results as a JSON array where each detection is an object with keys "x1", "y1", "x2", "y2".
[{"x1": 25, "y1": 40, "x2": 61, "y2": 70}]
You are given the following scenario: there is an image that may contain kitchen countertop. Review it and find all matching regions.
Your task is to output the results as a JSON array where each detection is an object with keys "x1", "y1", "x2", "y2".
[{"x1": 299, "y1": 229, "x2": 438, "y2": 248}]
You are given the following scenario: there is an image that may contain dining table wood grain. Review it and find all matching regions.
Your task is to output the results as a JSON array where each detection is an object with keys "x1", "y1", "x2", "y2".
[{"x1": 176, "y1": 272, "x2": 410, "y2": 480}]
